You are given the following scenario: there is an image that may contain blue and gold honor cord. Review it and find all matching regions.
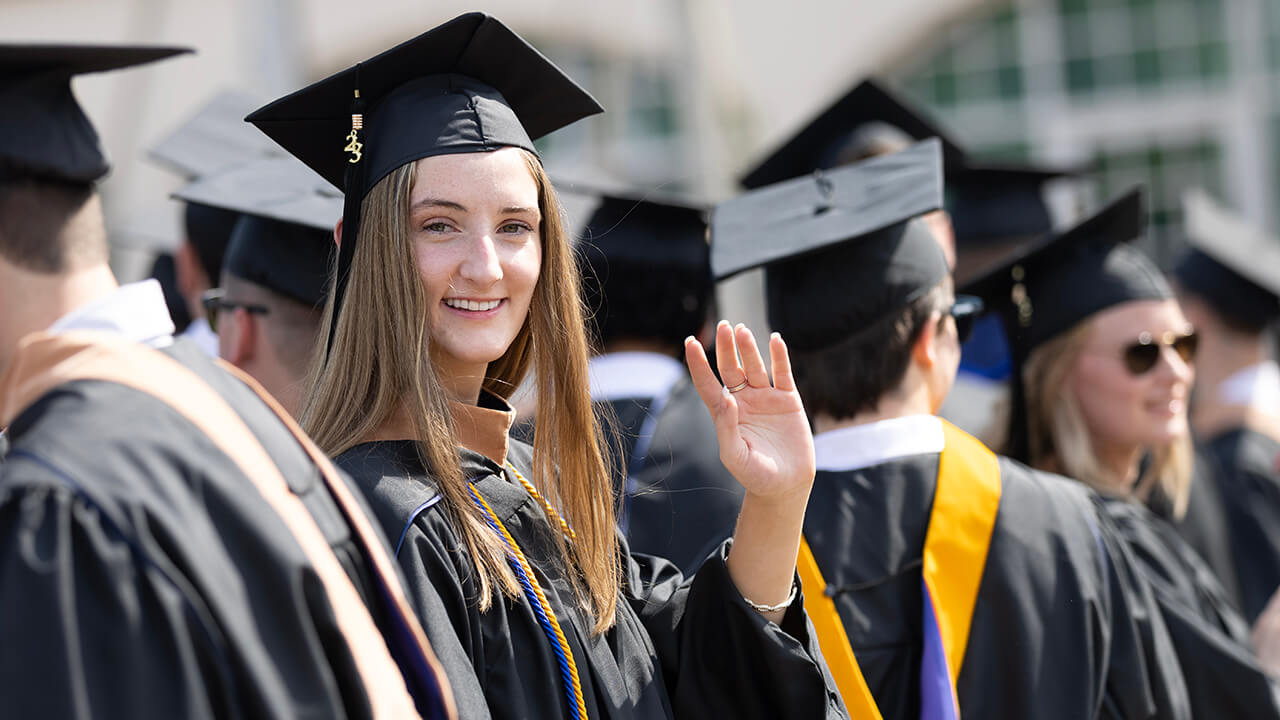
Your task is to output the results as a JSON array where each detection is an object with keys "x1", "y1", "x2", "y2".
[{"x1": 469, "y1": 462, "x2": 585, "y2": 720}]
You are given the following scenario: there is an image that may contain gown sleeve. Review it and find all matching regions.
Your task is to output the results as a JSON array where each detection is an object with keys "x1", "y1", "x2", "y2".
[
  {"x1": 1092, "y1": 500, "x2": 1194, "y2": 720},
  {"x1": 623, "y1": 538, "x2": 848, "y2": 719},
  {"x1": 0, "y1": 481, "x2": 226, "y2": 719},
  {"x1": 1106, "y1": 500, "x2": 1280, "y2": 719},
  {"x1": 391, "y1": 509, "x2": 496, "y2": 720}
]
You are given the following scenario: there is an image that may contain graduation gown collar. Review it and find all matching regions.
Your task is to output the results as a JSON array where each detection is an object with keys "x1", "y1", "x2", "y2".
[
  {"x1": 451, "y1": 393, "x2": 515, "y2": 467},
  {"x1": 363, "y1": 391, "x2": 515, "y2": 467},
  {"x1": 47, "y1": 279, "x2": 176, "y2": 349},
  {"x1": 813, "y1": 414, "x2": 945, "y2": 472}
]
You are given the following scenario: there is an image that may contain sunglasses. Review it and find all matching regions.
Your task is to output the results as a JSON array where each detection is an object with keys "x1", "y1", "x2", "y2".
[
  {"x1": 947, "y1": 295, "x2": 985, "y2": 345},
  {"x1": 1122, "y1": 330, "x2": 1198, "y2": 375},
  {"x1": 201, "y1": 288, "x2": 269, "y2": 333}
]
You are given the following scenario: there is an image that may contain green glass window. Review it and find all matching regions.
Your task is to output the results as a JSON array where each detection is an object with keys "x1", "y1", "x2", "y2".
[
  {"x1": 1094, "y1": 138, "x2": 1224, "y2": 265},
  {"x1": 1057, "y1": 0, "x2": 1229, "y2": 96}
]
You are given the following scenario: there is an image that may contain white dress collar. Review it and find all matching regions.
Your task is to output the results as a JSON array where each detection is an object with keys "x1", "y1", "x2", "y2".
[
  {"x1": 588, "y1": 351, "x2": 685, "y2": 402},
  {"x1": 814, "y1": 414, "x2": 946, "y2": 472},
  {"x1": 179, "y1": 316, "x2": 220, "y2": 357},
  {"x1": 47, "y1": 279, "x2": 175, "y2": 349}
]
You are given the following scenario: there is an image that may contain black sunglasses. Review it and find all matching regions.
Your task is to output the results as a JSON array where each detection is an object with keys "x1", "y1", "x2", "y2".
[
  {"x1": 947, "y1": 295, "x2": 985, "y2": 345},
  {"x1": 201, "y1": 288, "x2": 269, "y2": 333},
  {"x1": 1122, "y1": 330, "x2": 1198, "y2": 375}
]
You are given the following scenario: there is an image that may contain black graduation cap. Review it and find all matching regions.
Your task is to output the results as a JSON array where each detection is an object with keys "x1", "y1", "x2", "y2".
[
  {"x1": 738, "y1": 78, "x2": 1079, "y2": 264},
  {"x1": 713, "y1": 138, "x2": 947, "y2": 352},
  {"x1": 582, "y1": 194, "x2": 708, "y2": 266},
  {"x1": 551, "y1": 178, "x2": 710, "y2": 269},
  {"x1": 963, "y1": 188, "x2": 1168, "y2": 361},
  {"x1": 246, "y1": 12, "x2": 603, "y2": 354},
  {"x1": 1175, "y1": 189, "x2": 1280, "y2": 330},
  {"x1": 947, "y1": 164, "x2": 1074, "y2": 267},
  {"x1": 960, "y1": 187, "x2": 1170, "y2": 459},
  {"x1": 150, "y1": 90, "x2": 281, "y2": 180},
  {"x1": 739, "y1": 80, "x2": 967, "y2": 189},
  {"x1": 172, "y1": 156, "x2": 340, "y2": 307},
  {"x1": 0, "y1": 43, "x2": 190, "y2": 184},
  {"x1": 222, "y1": 217, "x2": 332, "y2": 308},
  {"x1": 558, "y1": 183, "x2": 713, "y2": 347}
]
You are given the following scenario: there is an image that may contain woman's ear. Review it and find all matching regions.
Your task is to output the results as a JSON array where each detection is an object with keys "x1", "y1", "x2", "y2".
[{"x1": 333, "y1": 218, "x2": 343, "y2": 249}]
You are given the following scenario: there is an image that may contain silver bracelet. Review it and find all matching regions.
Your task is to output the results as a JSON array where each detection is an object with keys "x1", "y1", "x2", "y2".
[{"x1": 742, "y1": 580, "x2": 799, "y2": 614}]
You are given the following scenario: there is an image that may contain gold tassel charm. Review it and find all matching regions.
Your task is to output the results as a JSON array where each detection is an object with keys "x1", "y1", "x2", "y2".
[
  {"x1": 344, "y1": 89, "x2": 364, "y2": 164},
  {"x1": 1011, "y1": 265, "x2": 1033, "y2": 328}
]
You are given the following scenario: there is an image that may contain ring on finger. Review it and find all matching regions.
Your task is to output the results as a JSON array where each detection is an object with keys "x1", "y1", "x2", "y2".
[{"x1": 726, "y1": 379, "x2": 750, "y2": 393}]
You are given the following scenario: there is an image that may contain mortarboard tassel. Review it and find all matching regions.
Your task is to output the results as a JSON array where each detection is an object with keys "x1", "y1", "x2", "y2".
[{"x1": 326, "y1": 65, "x2": 367, "y2": 362}]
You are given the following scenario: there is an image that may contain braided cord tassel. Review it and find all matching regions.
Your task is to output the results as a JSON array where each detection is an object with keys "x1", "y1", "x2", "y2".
[
  {"x1": 469, "y1": 487, "x2": 587, "y2": 720},
  {"x1": 505, "y1": 461, "x2": 576, "y2": 542}
]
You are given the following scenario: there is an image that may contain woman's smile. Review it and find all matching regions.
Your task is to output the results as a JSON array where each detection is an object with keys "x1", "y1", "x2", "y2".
[{"x1": 443, "y1": 297, "x2": 506, "y2": 314}]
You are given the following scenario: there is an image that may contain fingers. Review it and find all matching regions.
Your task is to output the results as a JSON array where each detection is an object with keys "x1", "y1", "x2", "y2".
[
  {"x1": 714, "y1": 321, "x2": 746, "y2": 388},
  {"x1": 769, "y1": 332, "x2": 797, "y2": 393},
  {"x1": 685, "y1": 336, "x2": 726, "y2": 413},
  {"x1": 686, "y1": 336, "x2": 744, "y2": 460},
  {"x1": 736, "y1": 324, "x2": 770, "y2": 389}
]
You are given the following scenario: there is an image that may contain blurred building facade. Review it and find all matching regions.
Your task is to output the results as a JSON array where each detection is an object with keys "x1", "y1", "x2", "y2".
[{"x1": 892, "y1": 0, "x2": 1278, "y2": 265}]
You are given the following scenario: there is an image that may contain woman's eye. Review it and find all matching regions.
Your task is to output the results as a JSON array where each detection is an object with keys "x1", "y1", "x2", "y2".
[{"x1": 423, "y1": 221, "x2": 452, "y2": 233}]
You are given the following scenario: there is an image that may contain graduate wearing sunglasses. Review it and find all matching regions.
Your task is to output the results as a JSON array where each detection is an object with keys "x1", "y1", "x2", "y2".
[
  {"x1": 713, "y1": 142, "x2": 1182, "y2": 720},
  {"x1": 968, "y1": 187, "x2": 1280, "y2": 719}
]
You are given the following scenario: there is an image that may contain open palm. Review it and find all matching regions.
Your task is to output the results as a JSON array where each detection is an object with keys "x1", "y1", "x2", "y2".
[{"x1": 685, "y1": 321, "x2": 815, "y2": 499}]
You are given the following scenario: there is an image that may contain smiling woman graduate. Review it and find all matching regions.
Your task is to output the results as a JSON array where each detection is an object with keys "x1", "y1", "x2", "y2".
[
  {"x1": 248, "y1": 13, "x2": 843, "y2": 720},
  {"x1": 967, "y1": 188, "x2": 1280, "y2": 719}
]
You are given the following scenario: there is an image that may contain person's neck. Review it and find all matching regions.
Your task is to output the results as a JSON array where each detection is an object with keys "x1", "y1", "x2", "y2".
[
  {"x1": 250, "y1": 355, "x2": 304, "y2": 420},
  {"x1": 0, "y1": 261, "x2": 118, "y2": 381},
  {"x1": 2, "y1": 262, "x2": 117, "y2": 345},
  {"x1": 812, "y1": 382, "x2": 934, "y2": 435},
  {"x1": 438, "y1": 359, "x2": 488, "y2": 406},
  {"x1": 1091, "y1": 439, "x2": 1144, "y2": 497}
]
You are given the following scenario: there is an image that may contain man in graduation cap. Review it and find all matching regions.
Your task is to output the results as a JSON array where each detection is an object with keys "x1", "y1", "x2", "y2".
[
  {"x1": 174, "y1": 156, "x2": 339, "y2": 418},
  {"x1": 1171, "y1": 189, "x2": 1280, "y2": 625},
  {"x1": 713, "y1": 139, "x2": 1188, "y2": 719},
  {"x1": 571, "y1": 188, "x2": 743, "y2": 575},
  {"x1": 739, "y1": 78, "x2": 1081, "y2": 448},
  {"x1": 0, "y1": 44, "x2": 454, "y2": 719},
  {"x1": 150, "y1": 91, "x2": 282, "y2": 356}
]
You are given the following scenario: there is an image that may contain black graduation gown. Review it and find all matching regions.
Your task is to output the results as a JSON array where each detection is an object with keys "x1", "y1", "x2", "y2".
[
  {"x1": 1147, "y1": 447, "x2": 1244, "y2": 614},
  {"x1": 602, "y1": 377, "x2": 744, "y2": 575},
  {"x1": 337, "y1": 438, "x2": 846, "y2": 720},
  {"x1": 1103, "y1": 498, "x2": 1280, "y2": 718},
  {"x1": 803, "y1": 453, "x2": 1192, "y2": 720},
  {"x1": 1200, "y1": 427, "x2": 1280, "y2": 623},
  {"x1": 0, "y1": 340, "x2": 440, "y2": 719}
]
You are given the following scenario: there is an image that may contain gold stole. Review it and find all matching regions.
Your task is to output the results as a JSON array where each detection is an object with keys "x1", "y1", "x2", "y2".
[{"x1": 798, "y1": 420, "x2": 1001, "y2": 719}]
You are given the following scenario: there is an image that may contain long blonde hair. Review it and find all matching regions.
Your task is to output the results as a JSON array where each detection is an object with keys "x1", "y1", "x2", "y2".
[
  {"x1": 302, "y1": 150, "x2": 620, "y2": 632},
  {"x1": 1023, "y1": 319, "x2": 1192, "y2": 517}
]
